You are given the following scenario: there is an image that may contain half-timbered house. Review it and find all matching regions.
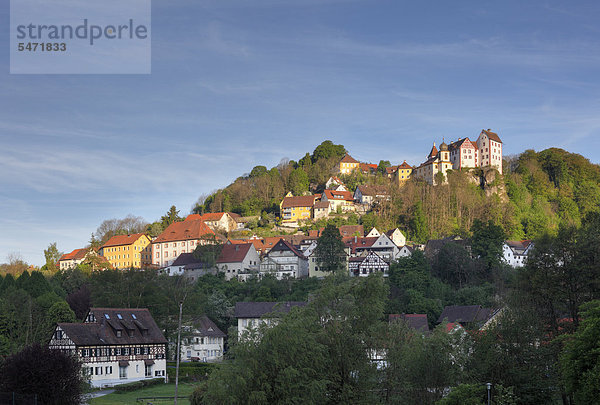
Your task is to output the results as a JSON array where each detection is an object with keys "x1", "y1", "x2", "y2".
[{"x1": 48, "y1": 308, "x2": 168, "y2": 388}]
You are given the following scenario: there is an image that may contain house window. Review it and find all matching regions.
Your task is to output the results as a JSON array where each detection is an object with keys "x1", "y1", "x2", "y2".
[
  {"x1": 119, "y1": 366, "x2": 127, "y2": 379},
  {"x1": 95, "y1": 367, "x2": 102, "y2": 375},
  {"x1": 135, "y1": 347, "x2": 141, "y2": 355},
  {"x1": 105, "y1": 366, "x2": 112, "y2": 375},
  {"x1": 145, "y1": 364, "x2": 152, "y2": 377},
  {"x1": 116, "y1": 330, "x2": 122, "y2": 337}
]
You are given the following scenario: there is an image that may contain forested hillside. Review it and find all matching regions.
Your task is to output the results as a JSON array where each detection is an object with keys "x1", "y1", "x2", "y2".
[{"x1": 195, "y1": 142, "x2": 600, "y2": 242}]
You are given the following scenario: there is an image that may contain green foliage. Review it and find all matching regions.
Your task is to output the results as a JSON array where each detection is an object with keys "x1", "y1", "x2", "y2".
[
  {"x1": 561, "y1": 300, "x2": 600, "y2": 404},
  {"x1": 315, "y1": 224, "x2": 347, "y2": 273},
  {"x1": 311, "y1": 140, "x2": 346, "y2": 162},
  {"x1": 113, "y1": 378, "x2": 165, "y2": 392},
  {"x1": 437, "y1": 384, "x2": 486, "y2": 405},
  {"x1": 410, "y1": 202, "x2": 428, "y2": 243},
  {"x1": 470, "y1": 219, "x2": 505, "y2": 269},
  {"x1": 43, "y1": 242, "x2": 62, "y2": 272},
  {"x1": 288, "y1": 167, "x2": 310, "y2": 196}
]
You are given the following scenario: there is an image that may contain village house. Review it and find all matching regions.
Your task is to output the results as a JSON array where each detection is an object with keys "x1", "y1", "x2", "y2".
[
  {"x1": 359, "y1": 163, "x2": 378, "y2": 175},
  {"x1": 279, "y1": 193, "x2": 318, "y2": 226},
  {"x1": 100, "y1": 233, "x2": 152, "y2": 270},
  {"x1": 503, "y1": 240, "x2": 533, "y2": 268},
  {"x1": 180, "y1": 316, "x2": 226, "y2": 363},
  {"x1": 217, "y1": 242, "x2": 260, "y2": 280},
  {"x1": 389, "y1": 314, "x2": 430, "y2": 334},
  {"x1": 325, "y1": 176, "x2": 348, "y2": 191},
  {"x1": 322, "y1": 189, "x2": 355, "y2": 213},
  {"x1": 393, "y1": 161, "x2": 413, "y2": 184},
  {"x1": 48, "y1": 308, "x2": 167, "y2": 388},
  {"x1": 339, "y1": 154, "x2": 360, "y2": 174},
  {"x1": 235, "y1": 301, "x2": 307, "y2": 339},
  {"x1": 152, "y1": 218, "x2": 216, "y2": 267},
  {"x1": 385, "y1": 228, "x2": 407, "y2": 247},
  {"x1": 59, "y1": 248, "x2": 92, "y2": 270},
  {"x1": 344, "y1": 232, "x2": 401, "y2": 262},
  {"x1": 354, "y1": 185, "x2": 391, "y2": 209},
  {"x1": 303, "y1": 240, "x2": 349, "y2": 278},
  {"x1": 437, "y1": 305, "x2": 498, "y2": 330},
  {"x1": 348, "y1": 251, "x2": 389, "y2": 277},
  {"x1": 185, "y1": 212, "x2": 238, "y2": 233},
  {"x1": 259, "y1": 239, "x2": 309, "y2": 279}
]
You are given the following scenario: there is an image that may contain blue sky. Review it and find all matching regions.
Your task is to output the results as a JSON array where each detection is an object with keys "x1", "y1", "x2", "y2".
[{"x1": 2, "y1": 0, "x2": 600, "y2": 265}]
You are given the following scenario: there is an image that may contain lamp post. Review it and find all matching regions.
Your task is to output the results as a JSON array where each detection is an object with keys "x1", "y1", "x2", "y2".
[
  {"x1": 174, "y1": 300, "x2": 183, "y2": 405},
  {"x1": 486, "y1": 382, "x2": 492, "y2": 405}
]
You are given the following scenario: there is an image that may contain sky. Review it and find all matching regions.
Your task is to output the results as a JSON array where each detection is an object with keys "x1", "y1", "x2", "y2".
[{"x1": 2, "y1": 0, "x2": 600, "y2": 266}]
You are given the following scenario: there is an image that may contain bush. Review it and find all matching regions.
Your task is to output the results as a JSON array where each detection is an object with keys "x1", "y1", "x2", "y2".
[
  {"x1": 114, "y1": 378, "x2": 164, "y2": 392},
  {"x1": 166, "y1": 362, "x2": 219, "y2": 382}
]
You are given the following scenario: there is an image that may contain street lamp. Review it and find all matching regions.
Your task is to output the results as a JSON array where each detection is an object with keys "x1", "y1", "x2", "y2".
[
  {"x1": 174, "y1": 301, "x2": 183, "y2": 405},
  {"x1": 486, "y1": 382, "x2": 492, "y2": 405}
]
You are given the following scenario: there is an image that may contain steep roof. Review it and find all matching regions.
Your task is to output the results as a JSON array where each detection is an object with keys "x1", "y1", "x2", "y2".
[
  {"x1": 359, "y1": 163, "x2": 378, "y2": 173},
  {"x1": 281, "y1": 195, "x2": 316, "y2": 209},
  {"x1": 314, "y1": 200, "x2": 330, "y2": 209},
  {"x1": 356, "y1": 184, "x2": 390, "y2": 197},
  {"x1": 217, "y1": 243, "x2": 253, "y2": 263},
  {"x1": 268, "y1": 239, "x2": 306, "y2": 259},
  {"x1": 428, "y1": 143, "x2": 438, "y2": 159},
  {"x1": 234, "y1": 301, "x2": 307, "y2": 318},
  {"x1": 448, "y1": 137, "x2": 475, "y2": 151},
  {"x1": 481, "y1": 129, "x2": 502, "y2": 143},
  {"x1": 323, "y1": 189, "x2": 354, "y2": 201},
  {"x1": 102, "y1": 233, "x2": 148, "y2": 248},
  {"x1": 60, "y1": 248, "x2": 88, "y2": 261},
  {"x1": 154, "y1": 219, "x2": 215, "y2": 243},
  {"x1": 170, "y1": 253, "x2": 201, "y2": 267},
  {"x1": 190, "y1": 315, "x2": 226, "y2": 338},
  {"x1": 201, "y1": 212, "x2": 227, "y2": 222},
  {"x1": 389, "y1": 314, "x2": 430, "y2": 333},
  {"x1": 397, "y1": 161, "x2": 413, "y2": 170},
  {"x1": 340, "y1": 154, "x2": 359, "y2": 164},
  {"x1": 58, "y1": 308, "x2": 167, "y2": 346}
]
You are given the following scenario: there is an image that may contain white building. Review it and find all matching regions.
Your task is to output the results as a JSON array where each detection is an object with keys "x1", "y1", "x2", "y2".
[
  {"x1": 234, "y1": 301, "x2": 307, "y2": 339},
  {"x1": 476, "y1": 129, "x2": 503, "y2": 174},
  {"x1": 181, "y1": 316, "x2": 226, "y2": 363},
  {"x1": 49, "y1": 308, "x2": 167, "y2": 388},
  {"x1": 503, "y1": 240, "x2": 533, "y2": 268},
  {"x1": 152, "y1": 218, "x2": 216, "y2": 267},
  {"x1": 259, "y1": 239, "x2": 309, "y2": 279},
  {"x1": 217, "y1": 242, "x2": 260, "y2": 280}
]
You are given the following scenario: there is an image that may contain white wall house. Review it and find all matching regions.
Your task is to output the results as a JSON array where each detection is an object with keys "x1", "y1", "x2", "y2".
[
  {"x1": 217, "y1": 243, "x2": 260, "y2": 280},
  {"x1": 259, "y1": 239, "x2": 308, "y2": 279},
  {"x1": 503, "y1": 240, "x2": 533, "y2": 268},
  {"x1": 152, "y1": 218, "x2": 216, "y2": 267},
  {"x1": 49, "y1": 308, "x2": 167, "y2": 388},
  {"x1": 180, "y1": 316, "x2": 226, "y2": 363},
  {"x1": 234, "y1": 301, "x2": 307, "y2": 339},
  {"x1": 476, "y1": 129, "x2": 503, "y2": 174}
]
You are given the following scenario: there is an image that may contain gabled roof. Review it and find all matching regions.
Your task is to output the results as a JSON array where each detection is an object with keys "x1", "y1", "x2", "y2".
[
  {"x1": 389, "y1": 314, "x2": 430, "y2": 333},
  {"x1": 340, "y1": 154, "x2": 359, "y2": 164},
  {"x1": 170, "y1": 253, "x2": 201, "y2": 267},
  {"x1": 436, "y1": 305, "x2": 495, "y2": 325},
  {"x1": 339, "y1": 225, "x2": 364, "y2": 237},
  {"x1": 323, "y1": 189, "x2": 354, "y2": 201},
  {"x1": 397, "y1": 161, "x2": 413, "y2": 170},
  {"x1": 190, "y1": 315, "x2": 226, "y2": 338},
  {"x1": 102, "y1": 233, "x2": 148, "y2": 248},
  {"x1": 58, "y1": 308, "x2": 167, "y2": 346},
  {"x1": 385, "y1": 166, "x2": 398, "y2": 174},
  {"x1": 448, "y1": 137, "x2": 475, "y2": 151},
  {"x1": 314, "y1": 200, "x2": 330, "y2": 209},
  {"x1": 60, "y1": 248, "x2": 88, "y2": 262},
  {"x1": 234, "y1": 301, "x2": 307, "y2": 318},
  {"x1": 481, "y1": 129, "x2": 502, "y2": 144},
  {"x1": 359, "y1": 163, "x2": 378, "y2": 173},
  {"x1": 154, "y1": 219, "x2": 215, "y2": 243},
  {"x1": 356, "y1": 184, "x2": 390, "y2": 197},
  {"x1": 217, "y1": 243, "x2": 253, "y2": 263},
  {"x1": 267, "y1": 239, "x2": 306, "y2": 259},
  {"x1": 281, "y1": 195, "x2": 317, "y2": 209},
  {"x1": 327, "y1": 176, "x2": 345, "y2": 186},
  {"x1": 201, "y1": 212, "x2": 227, "y2": 222}
]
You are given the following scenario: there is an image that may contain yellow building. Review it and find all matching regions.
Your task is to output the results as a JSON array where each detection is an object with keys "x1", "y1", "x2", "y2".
[
  {"x1": 100, "y1": 233, "x2": 152, "y2": 269},
  {"x1": 339, "y1": 154, "x2": 360, "y2": 174},
  {"x1": 395, "y1": 161, "x2": 413, "y2": 184},
  {"x1": 280, "y1": 192, "x2": 317, "y2": 226}
]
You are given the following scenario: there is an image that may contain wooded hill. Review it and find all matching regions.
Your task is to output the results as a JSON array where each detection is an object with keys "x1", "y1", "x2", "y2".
[{"x1": 194, "y1": 141, "x2": 600, "y2": 243}]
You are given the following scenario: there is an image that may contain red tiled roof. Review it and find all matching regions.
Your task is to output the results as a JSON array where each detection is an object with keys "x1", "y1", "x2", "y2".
[
  {"x1": 217, "y1": 243, "x2": 253, "y2": 263},
  {"x1": 340, "y1": 154, "x2": 359, "y2": 164},
  {"x1": 343, "y1": 236, "x2": 378, "y2": 253},
  {"x1": 397, "y1": 161, "x2": 413, "y2": 170},
  {"x1": 481, "y1": 129, "x2": 502, "y2": 144},
  {"x1": 356, "y1": 184, "x2": 390, "y2": 197},
  {"x1": 154, "y1": 220, "x2": 215, "y2": 243},
  {"x1": 268, "y1": 239, "x2": 305, "y2": 259},
  {"x1": 185, "y1": 214, "x2": 203, "y2": 221},
  {"x1": 448, "y1": 137, "x2": 476, "y2": 151},
  {"x1": 102, "y1": 233, "x2": 148, "y2": 248},
  {"x1": 281, "y1": 195, "x2": 317, "y2": 209},
  {"x1": 201, "y1": 212, "x2": 227, "y2": 222},
  {"x1": 385, "y1": 166, "x2": 398, "y2": 174},
  {"x1": 323, "y1": 189, "x2": 354, "y2": 201},
  {"x1": 428, "y1": 143, "x2": 438, "y2": 158}
]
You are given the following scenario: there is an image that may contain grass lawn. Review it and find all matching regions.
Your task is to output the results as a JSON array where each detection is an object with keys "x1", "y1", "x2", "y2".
[{"x1": 89, "y1": 382, "x2": 197, "y2": 405}]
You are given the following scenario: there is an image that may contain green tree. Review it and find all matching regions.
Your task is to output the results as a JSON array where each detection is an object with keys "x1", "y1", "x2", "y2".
[
  {"x1": 378, "y1": 160, "x2": 391, "y2": 174},
  {"x1": 561, "y1": 300, "x2": 600, "y2": 404},
  {"x1": 43, "y1": 242, "x2": 62, "y2": 272},
  {"x1": 312, "y1": 140, "x2": 346, "y2": 162},
  {"x1": 470, "y1": 219, "x2": 505, "y2": 269},
  {"x1": 161, "y1": 205, "x2": 183, "y2": 228},
  {"x1": 249, "y1": 165, "x2": 268, "y2": 178},
  {"x1": 288, "y1": 167, "x2": 309, "y2": 196},
  {"x1": 315, "y1": 224, "x2": 346, "y2": 273},
  {"x1": 410, "y1": 202, "x2": 428, "y2": 243}
]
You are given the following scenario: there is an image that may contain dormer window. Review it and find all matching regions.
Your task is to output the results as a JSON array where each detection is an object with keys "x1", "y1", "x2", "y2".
[
  {"x1": 104, "y1": 314, "x2": 110, "y2": 319},
  {"x1": 117, "y1": 313, "x2": 123, "y2": 320},
  {"x1": 116, "y1": 330, "x2": 122, "y2": 337},
  {"x1": 131, "y1": 314, "x2": 137, "y2": 320}
]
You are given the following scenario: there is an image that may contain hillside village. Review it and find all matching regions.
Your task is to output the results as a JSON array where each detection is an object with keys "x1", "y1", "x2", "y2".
[{"x1": 57, "y1": 129, "x2": 528, "y2": 282}]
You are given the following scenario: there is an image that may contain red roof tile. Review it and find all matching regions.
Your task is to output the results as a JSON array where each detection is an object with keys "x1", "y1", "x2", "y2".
[
  {"x1": 481, "y1": 129, "x2": 502, "y2": 144},
  {"x1": 281, "y1": 195, "x2": 317, "y2": 208},
  {"x1": 217, "y1": 243, "x2": 253, "y2": 263},
  {"x1": 154, "y1": 220, "x2": 215, "y2": 243},
  {"x1": 340, "y1": 154, "x2": 359, "y2": 164},
  {"x1": 102, "y1": 233, "x2": 149, "y2": 248},
  {"x1": 323, "y1": 189, "x2": 354, "y2": 201},
  {"x1": 397, "y1": 161, "x2": 413, "y2": 170}
]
